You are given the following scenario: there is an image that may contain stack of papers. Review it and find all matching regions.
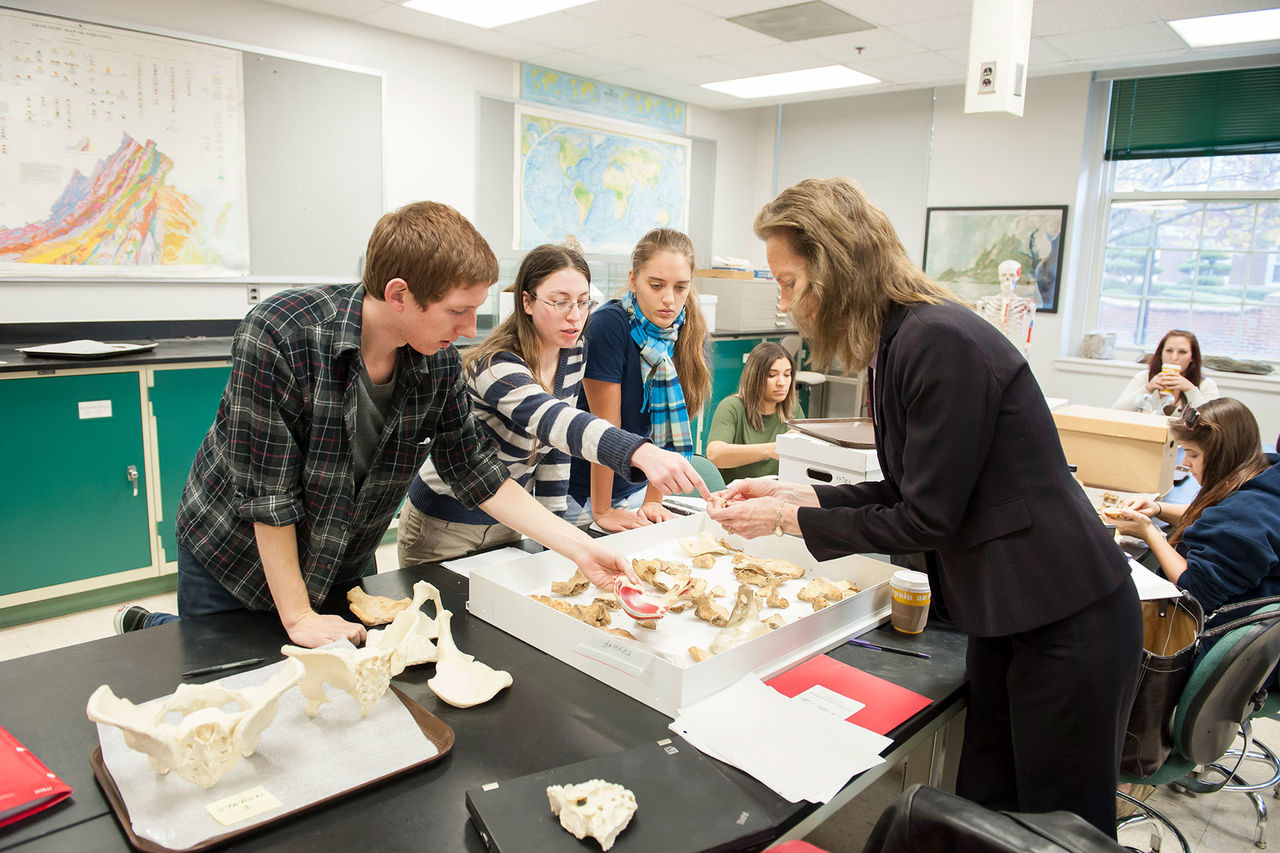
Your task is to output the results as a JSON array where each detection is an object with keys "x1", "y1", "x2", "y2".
[
  {"x1": 670, "y1": 675, "x2": 891, "y2": 803},
  {"x1": 1130, "y1": 557, "x2": 1180, "y2": 600}
]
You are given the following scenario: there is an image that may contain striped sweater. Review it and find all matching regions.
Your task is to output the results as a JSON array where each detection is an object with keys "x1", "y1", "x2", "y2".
[{"x1": 407, "y1": 346, "x2": 646, "y2": 523}]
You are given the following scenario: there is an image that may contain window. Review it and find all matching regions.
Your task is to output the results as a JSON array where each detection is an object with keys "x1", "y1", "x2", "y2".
[{"x1": 1094, "y1": 67, "x2": 1280, "y2": 359}]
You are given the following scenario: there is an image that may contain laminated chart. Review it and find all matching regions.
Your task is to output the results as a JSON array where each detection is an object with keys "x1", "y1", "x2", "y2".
[{"x1": 0, "y1": 8, "x2": 248, "y2": 275}]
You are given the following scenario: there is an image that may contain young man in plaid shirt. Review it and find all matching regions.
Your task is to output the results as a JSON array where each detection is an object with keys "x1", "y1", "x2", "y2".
[{"x1": 123, "y1": 202, "x2": 643, "y2": 647}]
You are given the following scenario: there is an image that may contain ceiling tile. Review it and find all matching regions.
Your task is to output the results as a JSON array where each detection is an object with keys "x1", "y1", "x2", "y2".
[
  {"x1": 569, "y1": 0, "x2": 716, "y2": 32},
  {"x1": 711, "y1": 41, "x2": 834, "y2": 74},
  {"x1": 497, "y1": 13, "x2": 630, "y2": 49},
  {"x1": 682, "y1": 0, "x2": 791, "y2": 17},
  {"x1": 271, "y1": 0, "x2": 388, "y2": 18},
  {"x1": 849, "y1": 50, "x2": 963, "y2": 84},
  {"x1": 1144, "y1": 0, "x2": 1280, "y2": 17},
  {"x1": 451, "y1": 29, "x2": 558, "y2": 61},
  {"x1": 1028, "y1": 36, "x2": 1072, "y2": 67},
  {"x1": 656, "y1": 18, "x2": 782, "y2": 53},
  {"x1": 1043, "y1": 22, "x2": 1190, "y2": 59},
  {"x1": 820, "y1": 0, "x2": 972, "y2": 27},
  {"x1": 525, "y1": 50, "x2": 631, "y2": 78},
  {"x1": 658, "y1": 55, "x2": 756, "y2": 84},
  {"x1": 576, "y1": 34, "x2": 700, "y2": 65},
  {"x1": 355, "y1": 4, "x2": 482, "y2": 41},
  {"x1": 889, "y1": 14, "x2": 973, "y2": 51},
  {"x1": 1032, "y1": 0, "x2": 1157, "y2": 36},
  {"x1": 802, "y1": 28, "x2": 927, "y2": 61}
]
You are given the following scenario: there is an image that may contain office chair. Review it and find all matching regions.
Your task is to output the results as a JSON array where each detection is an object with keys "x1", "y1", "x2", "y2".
[
  {"x1": 1206, "y1": 689, "x2": 1280, "y2": 849},
  {"x1": 675, "y1": 454, "x2": 726, "y2": 498},
  {"x1": 780, "y1": 334, "x2": 827, "y2": 417},
  {"x1": 1118, "y1": 601, "x2": 1280, "y2": 852}
]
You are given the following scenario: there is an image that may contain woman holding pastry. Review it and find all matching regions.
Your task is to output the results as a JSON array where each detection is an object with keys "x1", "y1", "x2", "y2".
[
  {"x1": 1114, "y1": 398, "x2": 1280, "y2": 623},
  {"x1": 705, "y1": 341, "x2": 804, "y2": 482},
  {"x1": 566, "y1": 228, "x2": 712, "y2": 531},
  {"x1": 400, "y1": 241, "x2": 709, "y2": 566},
  {"x1": 1113, "y1": 328, "x2": 1218, "y2": 416},
  {"x1": 707, "y1": 177, "x2": 1140, "y2": 837}
]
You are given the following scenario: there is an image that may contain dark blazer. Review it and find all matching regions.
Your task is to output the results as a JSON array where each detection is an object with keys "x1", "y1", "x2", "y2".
[{"x1": 797, "y1": 301, "x2": 1130, "y2": 637}]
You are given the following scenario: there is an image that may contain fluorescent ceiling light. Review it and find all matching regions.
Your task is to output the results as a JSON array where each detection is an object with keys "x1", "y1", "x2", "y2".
[
  {"x1": 702, "y1": 65, "x2": 879, "y2": 99},
  {"x1": 1169, "y1": 8, "x2": 1280, "y2": 47},
  {"x1": 401, "y1": 0, "x2": 591, "y2": 28}
]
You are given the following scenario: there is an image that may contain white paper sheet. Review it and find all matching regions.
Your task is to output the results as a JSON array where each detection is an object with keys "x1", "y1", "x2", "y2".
[
  {"x1": 441, "y1": 546, "x2": 529, "y2": 578},
  {"x1": 1130, "y1": 557, "x2": 1181, "y2": 600},
  {"x1": 669, "y1": 675, "x2": 891, "y2": 803}
]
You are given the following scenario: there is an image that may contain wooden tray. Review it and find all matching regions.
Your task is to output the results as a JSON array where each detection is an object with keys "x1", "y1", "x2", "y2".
[
  {"x1": 91, "y1": 685, "x2": 453, "y2": 853},
  {"x1": 787, "y1": 417, "x2": 876, "y2": 448}
]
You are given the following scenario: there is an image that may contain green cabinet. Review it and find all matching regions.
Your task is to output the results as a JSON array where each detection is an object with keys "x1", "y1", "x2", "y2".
[
  {"x1": 0, "y1": 372, "x2": 153, "y2": 596},
  {"x1": 150, "y1": 366, "x2": 231, "y2": 566}
]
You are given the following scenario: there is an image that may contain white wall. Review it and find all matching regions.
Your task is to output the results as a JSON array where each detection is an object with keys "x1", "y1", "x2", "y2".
[{"x1": 6, "y1": 0, "x2": 765, "y2": 324}]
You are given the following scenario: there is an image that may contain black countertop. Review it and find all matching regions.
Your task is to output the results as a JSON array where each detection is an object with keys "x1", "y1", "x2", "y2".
[
  {"x1": 0, "y1": 337, "x2": 235, "y2": 374},
  {"x1": 0, "y1": 564, "x2": 967, "y2": 853}
]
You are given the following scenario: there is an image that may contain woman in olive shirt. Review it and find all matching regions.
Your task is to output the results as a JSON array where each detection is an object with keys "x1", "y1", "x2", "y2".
[{"x1": 705, "y1": 341, "x2": 804, "y2": 482}]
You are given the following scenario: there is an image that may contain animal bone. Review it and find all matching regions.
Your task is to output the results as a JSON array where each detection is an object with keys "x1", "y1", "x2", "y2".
[
  {"x1": 366, "y1": 580, "x2": 443, "y2": 672},
  {"x1": 763, "y1": 585, "x2": 790, "y2": 609},
  {"x1": 797, "y1": 577, "x2": 848, "y2": 604},
  {"x1": 689, "y1": 646, "x2": 713, "y2": 662},
  {"x1": 679, "y1": 530, "x2": 731, "y2": 557},
  {"x1": 692, "y1": 594, "x2": 730, "y2": 627},
  {"x1": 547, "y1": 779, "x2": 637, "y2": 852},
  {"x1": 614, "y1": 581, "x2": 668, "y2": 621},
  {"x1": 427, "y1": 610, "x2": 512, "y2": 708},
  {"x1": 709, "y1": 583, "x2": 773, "y2": 655},
  {"x1": 346, "y1": 587, "x2": 412, "y2": 625},
  {"x1": 283, "y1": 642, "x2": 397, "y2": 718},
  {"x1": 551, "y1": 569, "x2": 591, "y2": 596},
  {"x1": 692, "y1": 554, "x2": 716, "y2": 569},
  {"x1": 86, "y1": 659, "x2": 303, "y2": 788}
]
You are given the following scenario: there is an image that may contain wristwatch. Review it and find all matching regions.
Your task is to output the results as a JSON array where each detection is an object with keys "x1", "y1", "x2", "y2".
[{"x1": 774, "y1": 502, "x2": 785, "y2": 537}]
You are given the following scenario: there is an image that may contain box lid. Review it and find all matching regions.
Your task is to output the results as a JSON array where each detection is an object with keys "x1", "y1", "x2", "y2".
[
  {"x1": 777, "y1": 431, "x2": 880, "y2": 473},
  {"x1": 1052, "y1": 404, "x2": 1172, "y2": 441}
]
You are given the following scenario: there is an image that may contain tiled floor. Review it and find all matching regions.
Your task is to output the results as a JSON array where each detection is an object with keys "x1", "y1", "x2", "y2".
[{"x1": 3, "y1": 545, "x2": 1278, "y2": 853}]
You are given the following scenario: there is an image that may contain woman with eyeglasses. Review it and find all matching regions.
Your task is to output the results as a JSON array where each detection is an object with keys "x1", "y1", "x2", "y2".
[
  {"x1": 566, "y1": 228, "x2": 712, "y2": 531},
  {"x1": 398, "y1": 241, "x2": 708, "y2": 566},
  {"x1": 1113, "y1": 329, "x2": 1218, "y2": 417},
  {"x1": 1114, "y1": 398, "x2": 1280, "y2": 620}
]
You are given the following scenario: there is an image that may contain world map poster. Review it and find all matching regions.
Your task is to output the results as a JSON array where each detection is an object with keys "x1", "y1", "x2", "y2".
[
  {"x1": 0, "y1": 9, "x2": 249, "y2": 276},
  {"x1": 516, "y1": 107, "x2": 690, "y2": 255}
]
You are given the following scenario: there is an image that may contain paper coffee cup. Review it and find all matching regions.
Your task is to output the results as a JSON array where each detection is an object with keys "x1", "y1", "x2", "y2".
[
  {"x1": 1161, "y1": 363, "x2": 1182, "y2": 374},
  {"x1": 890, "y1": 569, "x2": 931, "y2": 635}
]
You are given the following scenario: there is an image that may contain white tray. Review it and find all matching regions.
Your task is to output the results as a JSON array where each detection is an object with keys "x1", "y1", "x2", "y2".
[{"x1": 468, "y1": 513, "x2": 893, "y2": 718}]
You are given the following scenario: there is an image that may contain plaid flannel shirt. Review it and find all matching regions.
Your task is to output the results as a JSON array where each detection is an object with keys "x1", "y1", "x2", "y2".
[{"x1": 176, "y1": 284, "x2": 508, "y2": 611}]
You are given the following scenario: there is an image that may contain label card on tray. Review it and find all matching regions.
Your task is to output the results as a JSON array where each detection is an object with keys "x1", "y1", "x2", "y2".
[{"x1": 206, "y1": 785, "x2": 284, "y2": 826}]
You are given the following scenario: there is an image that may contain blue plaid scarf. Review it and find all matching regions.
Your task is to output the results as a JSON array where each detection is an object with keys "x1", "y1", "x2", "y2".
[{"x1": 621, "y1": 291, "x2": 694, "y2": 457}]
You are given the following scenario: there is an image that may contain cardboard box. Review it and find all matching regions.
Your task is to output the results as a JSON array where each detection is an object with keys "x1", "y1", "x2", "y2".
[
  {"x1": 695, "y1": 268, "x2": 774, "y2": 280},
  {"x1": 777, "y1": 432, "x2": 882, "y2": 487},
  {"x1": 468, "y1": 513, "x2": 894, "y2": 717},
  {"x1": 1052, "y1": 404, "x2": 1175, "y2": 494}
]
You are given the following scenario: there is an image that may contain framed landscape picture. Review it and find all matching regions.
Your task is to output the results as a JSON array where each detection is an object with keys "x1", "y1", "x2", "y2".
[{"x1": 922, "y1": 205, "x2": 1067, "y2": 313}]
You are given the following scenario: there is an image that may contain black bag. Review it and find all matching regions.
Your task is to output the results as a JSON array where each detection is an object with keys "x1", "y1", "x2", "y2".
[
  {"x1": 861, "y1": 784, "x2": 1123, "y2": 853},
  {"x1": 1120, "y1": 592, "x2": 1203, "y2": 778}
]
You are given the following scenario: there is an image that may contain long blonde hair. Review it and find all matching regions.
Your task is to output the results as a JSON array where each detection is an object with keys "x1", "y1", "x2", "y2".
[
  {"x1": 630, "y1": 228, "x2": 711, "y2": 415},
  {"x1": 754, "y1": 177, "x2": 959, "y2": 373},
  {"x1": 738, "y1": 341, "x2": 799, "y2": 431},
  {"x1": 463, "y1": 243, "x2": 589, "y2": 392}
]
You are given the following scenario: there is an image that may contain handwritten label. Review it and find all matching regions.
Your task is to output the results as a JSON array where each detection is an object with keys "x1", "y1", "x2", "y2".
[
  {"x1": 205, "y1": 785, "x2": 283, "y2": 826},
  {"x1": 573, "y1": 635, "x2": 653, "y2": 678},
  {"x1": 792, "y1": 684, "x2": 865, "y2": 720},
  {"x1": 78, "y1": 399, "x2": 112, "y2": 419}
]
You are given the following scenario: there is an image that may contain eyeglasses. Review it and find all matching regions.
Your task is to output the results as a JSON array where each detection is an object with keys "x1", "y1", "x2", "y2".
[
  {"x1": 535, "y1": 297, "x2": 596, "y2": 315},
  {"x1": 1184, "y1": 407, "x2": 1201, "y2": 429}
]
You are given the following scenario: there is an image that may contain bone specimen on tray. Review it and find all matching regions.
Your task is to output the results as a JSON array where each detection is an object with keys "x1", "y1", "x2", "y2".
[
  {"x1": 547, "y1": 779, "x2": 637, "y2": 852},
  {"x1": 692, "y1": 594, "x2": 730, "y2": 627},
  {"x1": 531, "y1": 595, "x2": 613, "y2": 628},
  {"x1": 594, "y1": 593, "x2": 621, "y2": 610},
  {"x1": 679, "y1": 530, "x2": 732, "y2": 558},
  {"x1": 710, "y1": 585, "x2": 727, "y2": 598},
  {"x1": 688, "y1": 645, "x2": 712, "y2": 663},
  {"x1": 634, "y1": 619, "x2": 657, "y2": 630},
  {"x1": 551, "y1": 568, "x2": 591, "y2": 596},
  {"x1": 283, "y1": 641, "x2": 398, "y2": 718},
  {"x1": 709, "y1": 583, "x2": 774, "y2": 655},
  {"x1": 366, "y1": 581, "x2": 443, "y2": 672},
  {"x1": 692, "y1": 554, "x2": 716, "y2": 569},
  {"x1": 346, "y1": 586, "x2": 412, "y2": 626},
  {"x1": 604, "y1": 627, "x2": 638, "y2": 641},
  {"x1": 733, "y1": 552, "x2": 806, "y2": 580},
  {"x1": 763, "y1": 613, "x2": 787, "y2": 630},
  {"x1": 86, "y1": 659, "x2": 304, "y2": 788},
  {"x1": 668, "y1": 601, "x2": 693, "y2": 614},
  {"x1": 427, "y1": 610, "x2": 513, "y2": 708},
  {"x1": 761, "y1": 585, "x2": 790, "y2": 609}
]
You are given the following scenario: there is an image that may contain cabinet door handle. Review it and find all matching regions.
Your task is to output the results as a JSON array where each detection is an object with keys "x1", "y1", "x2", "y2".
[{"x1": 126, "y1": 465, "x2": 139, "y2": 497}]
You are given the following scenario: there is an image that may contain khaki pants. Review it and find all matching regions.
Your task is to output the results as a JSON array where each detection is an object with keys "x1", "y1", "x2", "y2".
[{"x1": 397, "y1": 502, "x2": 521, "y2": 568}]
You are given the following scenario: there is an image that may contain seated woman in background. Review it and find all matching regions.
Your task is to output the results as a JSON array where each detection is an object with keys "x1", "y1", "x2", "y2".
[
  {"x1": 705, "y1": 341, "x2": 805, "y2": 482},
  {"x1": 399, "y1": 242, "x2": 707, "y2": 566},
  {"x1": 1115, "y1": 397, "x2": 1280, "y2": 619},
  {"x1": 1113, "y1": 329, "x2": 1218, "y2": 416},
  {"x1": 566, "y1": 228, "x2": 711, "y2": 532}
]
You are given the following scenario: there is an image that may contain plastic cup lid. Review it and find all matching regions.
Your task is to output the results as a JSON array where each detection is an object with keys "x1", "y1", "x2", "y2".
[{"x1": 891, "y1": 569, "x2": 930, "y2": 591}]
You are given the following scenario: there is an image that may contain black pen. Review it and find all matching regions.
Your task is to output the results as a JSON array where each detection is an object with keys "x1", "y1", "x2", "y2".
[
  {"x1": 181, "y1": 657, "x2": 267, "y2": 678},
  {"x1": 847, "y1": 637, "x2": 931, "y2": 659}
]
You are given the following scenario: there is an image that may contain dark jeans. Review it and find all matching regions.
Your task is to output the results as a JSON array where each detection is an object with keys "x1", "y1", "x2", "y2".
[{"x1": 141, "y1": 547, "x2": 247, "y2": 627}]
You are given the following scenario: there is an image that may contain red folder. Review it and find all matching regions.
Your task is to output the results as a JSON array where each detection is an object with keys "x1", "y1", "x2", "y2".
[
  {"x1": 765, "y1": 654, "x2": 931, "y2": 735},
  {"x1": 0, "y1": 725, "x2": 73, "y2": 829}
]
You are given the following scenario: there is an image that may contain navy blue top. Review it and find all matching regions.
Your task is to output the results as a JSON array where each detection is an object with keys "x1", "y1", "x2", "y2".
[
  {"x1": 568, "y1": 300, "x2": 650, "y2": 504},
  {"x1": 1177, "y1": 454, "x2": 1280, "y2": 619}
]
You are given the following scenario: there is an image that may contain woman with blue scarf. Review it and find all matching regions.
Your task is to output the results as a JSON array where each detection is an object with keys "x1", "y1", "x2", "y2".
[{"x1": 567, "y1": 228, "x2": 711, "y2": 531}]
